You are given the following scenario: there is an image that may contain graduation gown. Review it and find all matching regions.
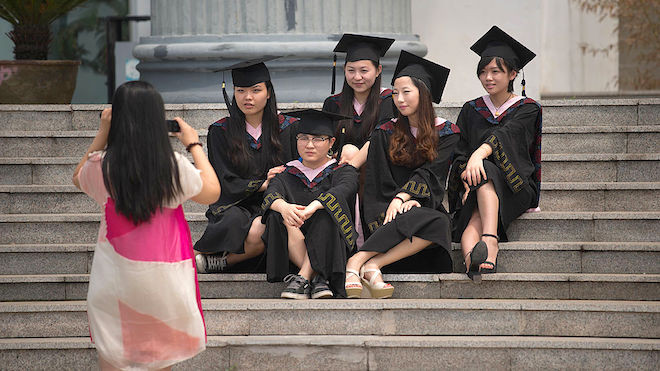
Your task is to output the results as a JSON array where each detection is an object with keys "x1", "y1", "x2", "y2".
[
  {"x1": 261, "y1": 162, "x2": 359, "y2": 297},
  {"x1": 322, "y1": 88, "x2": 396, "y2": 149},
  {"x1": 194, "y1": 114, "x2": 299, "y2": 257},
  {"x1": 360, "y1": 118, "x2": 460, "y2": 272},
  {"x1": 448, "y1": 96, "x2": 542, "y2": 242}
]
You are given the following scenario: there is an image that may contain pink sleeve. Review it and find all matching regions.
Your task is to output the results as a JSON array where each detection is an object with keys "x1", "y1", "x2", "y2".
[{"x1": 79, "y1": 152, "x2": 110, "y2": 206}]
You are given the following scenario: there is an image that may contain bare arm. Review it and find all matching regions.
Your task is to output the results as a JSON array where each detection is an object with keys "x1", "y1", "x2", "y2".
[
  {"x1": 73, "y1": 108, "x2": 111, "y2": 189},
  {"x1": 348, "y1": 141, "x2": 369, "y2": 168},
  {"x1": 174, "y1": 117, "x2": 221, "y2": 205}
]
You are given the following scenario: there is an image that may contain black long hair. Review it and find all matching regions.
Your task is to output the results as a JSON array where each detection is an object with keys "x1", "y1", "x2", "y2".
[
  {"x1": 337, "y1": 60, "x2": 383, "y2": 141},
  {"x1": 477, "y1": 56, "x2": 518, "y2": 92},
  {"x1": 226, "y1": 80, "x2": 282, "y2": 177},
  {"x1": 102, "y1": 81, "x2": 182, "y2": 225}
]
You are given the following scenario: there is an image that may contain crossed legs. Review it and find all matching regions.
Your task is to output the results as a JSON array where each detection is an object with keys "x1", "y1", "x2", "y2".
[{"x1": 461, "y1": 180, "x2": 500, "y2": 271}]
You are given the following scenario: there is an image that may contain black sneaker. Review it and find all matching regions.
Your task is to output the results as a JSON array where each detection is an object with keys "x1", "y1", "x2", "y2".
[
  {"x1": 195, "y1": 253, "x2": 227, "y2": 273},
  {"x1": 311, "y1": 276, "x2": 334, "y2": 299},
  {"x1": 280, "y1": 274, "x2": 311, "y2": 300}
]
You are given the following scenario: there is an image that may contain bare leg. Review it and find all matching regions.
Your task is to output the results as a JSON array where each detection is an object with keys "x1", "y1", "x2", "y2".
[
  {"x1": 476, "y1": 181, "x2": 500, "y2": 268},
  {"x1": 345, "y1": 251, "x2": 379, "y2": 284},
  {"x1": 461, "y1": 207, "x2": 483, "y2": 271},
  {"x1": 362, "y1": 237, "x2": 432, "y2": 284},
  {"x1": 285, "y1": 224, "x2": 315, "y2": 281},
  {"x1": 225, "y1": 216, "x2": 266, "y2": 266}
]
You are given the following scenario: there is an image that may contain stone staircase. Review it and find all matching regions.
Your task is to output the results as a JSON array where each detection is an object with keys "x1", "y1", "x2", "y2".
[{"x1": 0, "y1": 99, "x2": 659, "y2": 370}]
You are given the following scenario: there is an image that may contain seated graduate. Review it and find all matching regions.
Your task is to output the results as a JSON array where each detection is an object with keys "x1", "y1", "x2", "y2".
[
  {"x1": 261, "y1": 109, "x2": 359, "y2": 299},
  {"x1": 194, "y1": 57, "x2": 299, "y2": 273},
  {"x1": 345, "y1": 51, "x2": 460, "y2": 299},
  {"x1": 448, "y1": 26, "x2": 542, "y2": 282},
  {"x1": 323, "y1": 33, "x2": 396, "y2": 163}
]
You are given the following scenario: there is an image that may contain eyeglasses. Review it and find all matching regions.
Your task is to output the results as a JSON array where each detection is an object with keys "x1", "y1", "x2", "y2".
[{"x1": 296, "y1": 135, "x2": 330, "y2": 144}]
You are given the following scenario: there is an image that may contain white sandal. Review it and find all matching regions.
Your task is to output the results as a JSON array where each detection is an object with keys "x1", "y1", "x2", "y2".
[
  {"x1": 345, "y1": 269, "x2": 363, "y2": 299},
  {"x1": 361, "y1": 268, "x2": 394, "y2": 299}
]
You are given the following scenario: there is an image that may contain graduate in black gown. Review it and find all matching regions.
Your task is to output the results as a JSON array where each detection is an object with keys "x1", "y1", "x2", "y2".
[
  {"x1": 261, "y1": 109, "x2": 359, "y2": 299},
  {"x1": 447, "y1": 26, "x2": 543, "y2": 282},
  {"x1": 323, "y1": 33, "x2": 396, "y2": 162},
  {"x1": 194, "y1": 58, "x2": 299, "y2": 273},
  {"x1": 345, "y1": 51, "x2": 460, "y2": 299}
]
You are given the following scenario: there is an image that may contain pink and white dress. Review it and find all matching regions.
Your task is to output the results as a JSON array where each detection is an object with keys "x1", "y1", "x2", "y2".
[{"x1": 78, "y1": 151, "x2": 206, "y2": 370}]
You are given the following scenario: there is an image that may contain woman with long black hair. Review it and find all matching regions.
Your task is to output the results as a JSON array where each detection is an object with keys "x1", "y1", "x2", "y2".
[
  {"x1": 194, "y1": 58, "x2": 299, "y2": 273},
  {"x1": 448, "y1": 26, "x2": 542, "y2": 282},
  {"x1": 73, "y1": 81, "x2": 220, "y2": 369},
  {"x1": 345, "y1": 52, "x2": 460, "y2": 299},
  {"x1": 323, "y1": 33, "x2": 396, "y2": 161}
]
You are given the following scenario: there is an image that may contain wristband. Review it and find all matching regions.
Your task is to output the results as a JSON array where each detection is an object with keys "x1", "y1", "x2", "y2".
[
  {"x1": 186, "y1": 142, "x2": 203, "y2": 152},
  {"x1": 393, "y1": 196, "x2": 405, "y2": 203}
]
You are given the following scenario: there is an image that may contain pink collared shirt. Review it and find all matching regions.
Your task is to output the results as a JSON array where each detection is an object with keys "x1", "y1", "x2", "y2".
[
  {"x1": 286, "y1": 158, "x2": 337, "y2": 182},
  {"x1": 245, "y1": 122, "x2": 262, "y2": 141},
  {"x1": 483, "y1": 95, "x2": 524, "y2": 118}
]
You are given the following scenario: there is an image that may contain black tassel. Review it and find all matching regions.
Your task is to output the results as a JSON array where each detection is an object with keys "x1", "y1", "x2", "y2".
[
  {"x1": 331, "y1": 53, "x2": 337, "y2": 94},
  {"x1": 521, "y1": 69, "x2": 526, "y2": 97},
  {"x1": 336, "y1": 125, "x2": 346, "y2": 160},
  {"x1": 221, "y1": 71, "x2": 232, "y2": 110}
]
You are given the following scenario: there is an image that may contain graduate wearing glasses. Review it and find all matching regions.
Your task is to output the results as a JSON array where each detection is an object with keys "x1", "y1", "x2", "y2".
[{"x1": 261, "y1": 109, "x2": 359, "y2": 299}]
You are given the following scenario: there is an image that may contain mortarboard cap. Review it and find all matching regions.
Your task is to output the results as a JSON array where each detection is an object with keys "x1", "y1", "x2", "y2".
[
  {"x1": 214, "y1": 56, "x2": 279, "y2": 105},
  {"x1": 470, "y1": 26, "x2": 536, "y2": 70},
  {"x1": 287, "y1": 109, "x2": 352, "y2": 137},
  {"x1": 392, "y1": 50, "x2": 450, "y2": 104},
  {"x1": 334, "y1": 33, "x2": 394, "y2": 62},
  {"x1": 214, "y1": 56, "x2": 279, "y2": 87}
]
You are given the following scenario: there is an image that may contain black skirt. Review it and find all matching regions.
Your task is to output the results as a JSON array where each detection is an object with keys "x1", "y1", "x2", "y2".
[
  {"x1": 452, "y1": 159, "x2": 536, "y2": 242},
  {"x1": 358, "y1": 207, "x2": 453, "y2": 273},
  {"x1": 194, "y1": 205, "x2": 256, "y2": 254}
]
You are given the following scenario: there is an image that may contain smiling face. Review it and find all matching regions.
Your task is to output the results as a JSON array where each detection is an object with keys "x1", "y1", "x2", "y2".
[
  {"x1": 392, "y1": 76, "x2": 420, "y2": 118},
  {"x1": 234, "y1": 82, "x2": 270, "y2": 116},
  {"x1": 296, "y1": 133, "x2": 336, "y2": 165},
  {"x1": 478, "y1": 58, "x2": 517, "y2": 96},
  {"x1": 344, "y1": 60, "x2": 382, "y2": 95}
]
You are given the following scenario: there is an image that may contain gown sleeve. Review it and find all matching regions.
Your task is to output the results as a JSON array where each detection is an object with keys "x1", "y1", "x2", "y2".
[
  {"x1": 398, "y1": 127, "x2": 459, "y2": 210},
  {"x1": 448, "y1": 103, "x2": 474, "y2": 213},
  {"x1": 362, "y1": 127, "x2": 399, "y2": 233},
  {"x1": 316, "y1": 165, "x2": 360, "y2": 250},
  {"x1": 260, "y1": 172, "x2": 288, "y2": 212},
  {"x1": 207, "y1": 124, "x2": 265, "y2": 215},
  {"x1": 483, "y1": 103, "x2": 540, "y2": 195}
]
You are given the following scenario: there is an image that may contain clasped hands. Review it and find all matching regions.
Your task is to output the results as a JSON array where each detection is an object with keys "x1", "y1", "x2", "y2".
[{"x1": 279, "y1": 200, "x2": 324, "y2": 228}]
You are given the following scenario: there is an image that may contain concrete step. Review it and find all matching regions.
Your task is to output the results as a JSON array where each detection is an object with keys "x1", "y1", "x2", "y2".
[
  {"x1": 2, "y1": 125, "x2": 659, "y2": 158},
  {"x1": 4, "y1": 153, "x2": 658, "y2": 185},
  {"x1": 2, "y1": 182, "x2": 658, "y2": 214},
  {"x1": 1, "y1": 335, "x2": 657, "y2": 371},
  {"x1": 2, "y1": 242, "x2": 658, "y2": 276},
  {"x1": 1, "y1": 299, "x2": 658, "y2": 339},
  {"x1": 542, "y1": 153, "x2": 660, "y2": 183},
  {"x1": 0, "y1": 130, "x2": 208, "y2": 158},
  {"x1": 541, "y1": 126, "x2": 660, "y2": 154},
  {"x1": 1, "y1": 211, "x2": 657, "y2": 245},
  {"x1": 1, "y1": 273, "x2": 657, "y2": 302},
  {"x1": 1, "y1": 98, "x2": 658, "y2": 131}
]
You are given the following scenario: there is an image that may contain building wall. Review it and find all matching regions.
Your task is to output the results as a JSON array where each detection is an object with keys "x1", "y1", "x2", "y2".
[{"x1": 411, "y1": 0, "x2": 618, "y2": 102}]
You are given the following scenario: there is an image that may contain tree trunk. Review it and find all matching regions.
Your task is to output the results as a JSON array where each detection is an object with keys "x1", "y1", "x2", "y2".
[{"x1": 8, "y1": 24, "x2": 51, "y2": 60}]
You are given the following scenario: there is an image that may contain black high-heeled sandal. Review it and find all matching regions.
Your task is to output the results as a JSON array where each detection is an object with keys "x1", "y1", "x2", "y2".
[
  {"x1": 466, "y1": 241, "x2": 488, "y2": 283},
  {"x1": 480, "y1": 234, "x2": 499, "y2": 274}
]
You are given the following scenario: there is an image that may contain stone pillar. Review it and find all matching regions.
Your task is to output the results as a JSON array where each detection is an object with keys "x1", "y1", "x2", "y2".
[{"x1": 133, "y1": 0, "x2": 426, "y2": 103}]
